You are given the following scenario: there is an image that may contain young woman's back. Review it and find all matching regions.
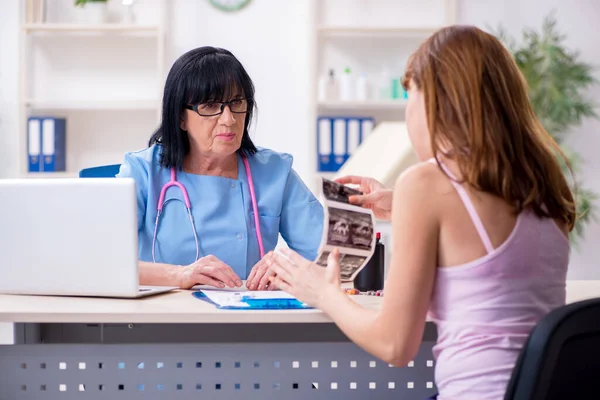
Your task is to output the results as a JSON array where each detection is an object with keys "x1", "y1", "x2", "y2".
[
  {"x1": 425, "y1": 158, "x2": 570, "y2": 399},
  {"x1": 264, "y1": 24, "x2": 577, "y2": 400},
  {"x1": 397, "y1": 24, "x2": 576, "y2": 397}
]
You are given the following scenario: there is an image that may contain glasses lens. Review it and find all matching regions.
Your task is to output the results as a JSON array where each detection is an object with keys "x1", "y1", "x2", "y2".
[
  {"x1": 197, "y1": 103, "x2": 222, "y2": 115},
  {"x1": 229, "y1": 99, "x2": 247, "y2": 113}
]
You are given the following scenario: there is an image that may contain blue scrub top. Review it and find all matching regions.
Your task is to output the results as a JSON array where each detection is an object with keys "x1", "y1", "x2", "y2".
[{"x1": 116, "y1": 144, "x2": 324, "y2": 279}]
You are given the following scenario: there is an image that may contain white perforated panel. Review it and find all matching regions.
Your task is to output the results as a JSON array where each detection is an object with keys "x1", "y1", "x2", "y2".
[{"x1": 0, "y1": 343, "x2": 437, "y2": 399}]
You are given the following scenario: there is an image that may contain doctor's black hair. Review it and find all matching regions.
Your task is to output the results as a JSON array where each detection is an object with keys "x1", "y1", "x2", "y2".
[{"x1": 149, "y1": 46, "x2": 257, "y2": 169}]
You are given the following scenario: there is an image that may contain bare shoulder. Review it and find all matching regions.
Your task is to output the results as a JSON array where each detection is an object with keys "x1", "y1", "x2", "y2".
[
  {"x1": 392, "y1": 161, "x2": 453, "y2": 219},
  {"x1": 394, "y1": 161, "x2": 454, "y2": 198}
]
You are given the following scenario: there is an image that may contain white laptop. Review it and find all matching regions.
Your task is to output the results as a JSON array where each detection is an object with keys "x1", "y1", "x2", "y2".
[{"x1": 0, "y1": 178, "x2": 177, "y2": 298}]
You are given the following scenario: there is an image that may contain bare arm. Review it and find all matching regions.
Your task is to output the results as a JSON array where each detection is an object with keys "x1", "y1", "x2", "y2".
[
  {"x1": 326, "y1": 165, "x2": 440, "y2": 365},
  {"x1": 139, "y1": 261, "x2": 182, "y2": 287},
  {"x1": 139, "y1": 255, "x2": 244, "y2": 289},
  {"x1": 270, "y1": 164, "x2": 440, "y2": 366}
]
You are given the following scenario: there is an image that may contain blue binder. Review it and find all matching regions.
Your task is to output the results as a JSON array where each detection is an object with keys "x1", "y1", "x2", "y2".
[
  {"x1": 192, "y1": 291, "x2": 312, "y2": 310},
  {"x1": 317, "y1": 116, "x2": 375, "y2": 172}
]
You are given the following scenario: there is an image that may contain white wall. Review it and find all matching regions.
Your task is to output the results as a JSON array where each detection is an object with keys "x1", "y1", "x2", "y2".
[
  {"x1": 0, "y1": 0, "x2": 19, "y2": 345},
  {"x1": 458, "y1": 0, "x2": 600, "y2": 278},
  {"x1": 0, "y1": 0, "x2": 19, "y2": 179}
]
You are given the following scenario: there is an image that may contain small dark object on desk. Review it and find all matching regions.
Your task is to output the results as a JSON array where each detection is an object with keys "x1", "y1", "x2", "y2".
[{"x1": 353, "y1": 232, "x2": 385, "y2": 292}]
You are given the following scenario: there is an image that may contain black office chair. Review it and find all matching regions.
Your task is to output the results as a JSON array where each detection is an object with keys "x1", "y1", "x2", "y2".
[{"x1": 504, "y1": 297, "x2": 600, "y2": 400}]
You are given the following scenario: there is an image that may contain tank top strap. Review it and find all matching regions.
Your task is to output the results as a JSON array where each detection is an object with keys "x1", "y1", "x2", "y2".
[{"x1": 427, "y1": 158, "x2": 495, "y2": 254}]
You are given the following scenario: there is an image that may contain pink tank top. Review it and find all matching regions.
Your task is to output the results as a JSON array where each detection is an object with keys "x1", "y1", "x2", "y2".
[{"x1": 428, "y1": 160, "x2": 570, "y2": 400}]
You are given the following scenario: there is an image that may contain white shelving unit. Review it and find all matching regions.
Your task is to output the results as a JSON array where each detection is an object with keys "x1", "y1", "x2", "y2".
[
  {"x1": 22, "y1": 23, "x2": 161, "y2": 33},
  {"x1": 313, "y1": 0, "x2": 457, "y2": 176},
  {"x1": 18, "y1": 0, "x2": 167, "y2": 179},
  {"x1": 315, "y1": 0, "x2": 457, "y2": 114},
  {"x1": 24, "y1": 99, "x2": 160, "y2": 111}
]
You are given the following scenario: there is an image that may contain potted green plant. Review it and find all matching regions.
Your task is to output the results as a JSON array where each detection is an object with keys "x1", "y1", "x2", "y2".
[
  {"x1": 494, "y1": 13, "x2": 598, "y2": 245},
  {"x1": 74, "y1": 0, "x2": 108, "y2": 24}
]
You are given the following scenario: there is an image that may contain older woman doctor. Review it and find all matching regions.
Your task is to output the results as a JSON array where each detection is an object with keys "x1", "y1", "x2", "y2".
[{"x1": 116, "y1": 46, "x2": 324, "y2": 290}]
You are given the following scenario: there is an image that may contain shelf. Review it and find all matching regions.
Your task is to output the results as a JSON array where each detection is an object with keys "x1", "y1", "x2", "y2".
[
  {"x1": 23, "y1": 23, "x2": 161, "y2": 34},
  {"x1": 318, "y1": 100, "x2": 407, "y2": 110},
  {"x1": 20, "y1": 172, "x2": 79, "y2": 179},
  {"x1": 25, "y1": 99, "x2": 160, "y2": 111},
  {"x1": 318, "y1": 26, "x2": 440, "y2": 38}
]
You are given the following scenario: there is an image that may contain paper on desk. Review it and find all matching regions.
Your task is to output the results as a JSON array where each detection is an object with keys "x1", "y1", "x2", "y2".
[
  {"x1": 200, "y1": 289, "x2": 296, "y2": 308},
  {"x1": 191, "y1": 284, "x2": 250, "y2": 292}
]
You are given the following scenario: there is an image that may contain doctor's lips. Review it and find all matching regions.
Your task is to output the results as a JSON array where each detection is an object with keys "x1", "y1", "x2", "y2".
[{"x1": 216, "y1": 132, "x2": 236, "y2": 141}]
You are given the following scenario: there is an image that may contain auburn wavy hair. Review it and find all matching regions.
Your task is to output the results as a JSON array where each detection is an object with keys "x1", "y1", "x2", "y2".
[{"x1": 402, "y1": 25, "x2": 576, "y2": 231}]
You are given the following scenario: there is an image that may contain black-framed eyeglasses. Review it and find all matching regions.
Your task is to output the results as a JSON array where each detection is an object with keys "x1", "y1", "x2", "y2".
[{"x1": 186, "y1": 98, "x2": 250, "y2": 117}]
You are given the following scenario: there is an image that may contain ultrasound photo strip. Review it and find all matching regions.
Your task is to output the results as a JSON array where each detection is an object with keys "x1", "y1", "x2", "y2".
[
  {"x1": 321, "y1": 178, "x2": 363, "y2": 205},
  {"x1": 316, "y1": 250, "x2": 369, "y2": 282},
  {"x1": 326, "y1": 207, "x2": 374, "y2": 251},
  {"x1": 317, "y1": 202, "x2": 376, "y2": 282},
  {"x1": 315, "y1": 177, "x2": 377, "y2": 282}
]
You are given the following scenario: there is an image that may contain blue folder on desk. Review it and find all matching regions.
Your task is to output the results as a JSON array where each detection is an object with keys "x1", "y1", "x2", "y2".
[{"x1": 192, "y1": 291, "x2": 312, "y2": 310}]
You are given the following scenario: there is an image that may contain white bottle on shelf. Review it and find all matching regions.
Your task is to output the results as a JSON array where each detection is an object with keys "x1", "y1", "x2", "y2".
[
  {"x1": 356, "y1": 72, "x2": 369, "y2": 101},
  {"x1": 378, "y1": 67, "x2": 391, "y2": 100},
  {"x1": 339, "y1": 67, "x2": 354, "y2": 101},
  {"x1": 318, "y1": 73, "x2": 327, "y2": 102},
  {"x1": 318, "y1": 69, "x2": 339, "y2": 102},
  {"x1": 326, "y1": 69, "x2": 339, "y2": 102}
]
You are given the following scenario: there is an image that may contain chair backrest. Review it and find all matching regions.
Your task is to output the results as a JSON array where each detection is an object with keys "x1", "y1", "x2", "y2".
[
  {"x1": 79, "y1": 164, "x2": 121, "y2": 178},
  {"x1": 504, "y1": 297, "x2": 600, "y2": 400}
]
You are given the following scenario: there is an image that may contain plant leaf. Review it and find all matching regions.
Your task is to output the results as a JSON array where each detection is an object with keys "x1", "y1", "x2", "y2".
[{"x1": 494, "y1": 11, "x2": 599, "y2": 246}]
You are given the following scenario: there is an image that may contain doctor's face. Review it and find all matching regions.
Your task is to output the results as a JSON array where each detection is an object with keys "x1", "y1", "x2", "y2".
[{"x1": 181, "y1": 94, "x2": 247, "y2": 157}]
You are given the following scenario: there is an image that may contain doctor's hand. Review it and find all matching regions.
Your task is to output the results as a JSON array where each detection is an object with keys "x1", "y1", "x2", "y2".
[
  {"x1": 177, "y1": 255, "x2": 243, "y2": 289},
  {"x1": 335, "y1": 175, "x2": 393, "y2": 221},
  {"x1": 246, "y1": 252, "x2": 277, "y2": 291},
  {"x1": 266, "y1": 248, "x2": 343, "y2": 308}
]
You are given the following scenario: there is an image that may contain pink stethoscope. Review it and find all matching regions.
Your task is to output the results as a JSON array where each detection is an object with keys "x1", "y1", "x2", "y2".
[{"x1": 151, "y1": 156, "x2": 265, "y2": 263}]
